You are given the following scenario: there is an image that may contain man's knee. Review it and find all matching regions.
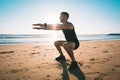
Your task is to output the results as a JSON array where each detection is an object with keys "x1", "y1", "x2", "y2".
[
  {"x1": 54, "y1": 41, "x2": 61, "y2": 46},
  {"x1": 54, "y1": 41, "x2": 58, "y2": 46}
]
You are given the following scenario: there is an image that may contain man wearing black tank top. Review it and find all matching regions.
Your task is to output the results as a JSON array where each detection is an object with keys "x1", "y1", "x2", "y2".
[{"x1": 33, "y1": 12, "x2": 79, "y2": 69}]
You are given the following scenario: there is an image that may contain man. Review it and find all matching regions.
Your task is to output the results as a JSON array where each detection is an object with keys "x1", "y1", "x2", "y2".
[{"x1": 32, "y1": 12, "x2": 79, "y2": 69}]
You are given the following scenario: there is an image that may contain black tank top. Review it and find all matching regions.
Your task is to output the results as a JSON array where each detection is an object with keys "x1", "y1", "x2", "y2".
[{"x1": 62, "y1": 27, "x2": 79, "y2": 43}]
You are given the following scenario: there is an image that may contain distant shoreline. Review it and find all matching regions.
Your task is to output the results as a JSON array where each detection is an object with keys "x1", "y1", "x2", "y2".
[
  {"x1": 0, "y1": 34, "x2": 120, "y2": 45},
  {"x1": 0, "y1": 40, "x2": 120, "y2": 46},
  {"x1": 108, "y1": 33, "x2": 120, "y2": 35}
]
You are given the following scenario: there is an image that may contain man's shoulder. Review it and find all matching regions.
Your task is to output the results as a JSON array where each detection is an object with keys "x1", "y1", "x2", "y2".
[
  {"x1": 67, "y1": 22, "x2": 72, "y2": 24},
  {"x1": 67, "y1": 22, "x2": 73, "y2": 26}
]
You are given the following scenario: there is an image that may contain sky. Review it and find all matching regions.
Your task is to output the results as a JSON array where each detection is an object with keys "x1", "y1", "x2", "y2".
[{"x1": 0, "y1": 0, "x2": 120, "y2": 34}]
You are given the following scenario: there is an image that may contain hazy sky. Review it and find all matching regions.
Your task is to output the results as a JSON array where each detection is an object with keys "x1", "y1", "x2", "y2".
[{"x1": 0, "y1": 0, "x2": 120, "y2": 34}]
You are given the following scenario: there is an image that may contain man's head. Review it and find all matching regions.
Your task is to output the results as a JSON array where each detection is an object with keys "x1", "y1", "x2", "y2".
[{"x1": 60, "y1": 12, "x2": 69, "y2": 23}]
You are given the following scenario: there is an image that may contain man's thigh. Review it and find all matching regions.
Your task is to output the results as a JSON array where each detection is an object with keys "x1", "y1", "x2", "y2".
[
  {"x1": 63, "y1": 42, "x2": 76, "y2": 50},
  {"x1": 54, "y1": 40, "x2": 66, "y2": 46}
]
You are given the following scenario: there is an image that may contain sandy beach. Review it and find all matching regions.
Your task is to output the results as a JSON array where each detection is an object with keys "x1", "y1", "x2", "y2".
[{"x1": 0, "y1": 40, "x2": 120, "y2": 80}]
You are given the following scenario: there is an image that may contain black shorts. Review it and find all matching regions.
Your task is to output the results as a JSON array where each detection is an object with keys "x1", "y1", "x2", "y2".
[{"x1": 74, "y1": 41, "x2": 80, "y2": 50}]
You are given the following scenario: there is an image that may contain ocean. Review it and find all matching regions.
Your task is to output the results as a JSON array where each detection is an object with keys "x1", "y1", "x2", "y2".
[{"x1": 0, "y1": 34, "x2": 120, "y2": 45}]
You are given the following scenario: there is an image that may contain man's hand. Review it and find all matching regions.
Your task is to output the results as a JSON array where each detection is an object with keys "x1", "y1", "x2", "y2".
[
  {"x1": 32, "y1": 23, "x2": 44, "y2": 26},
  {"x1": 32, "y1": 23, "x2": 45, "y2": 30},
  {"x1": 32, "y1": 27, "x2": 44, "y2": 30},
  {"x1": 32, "y1": 24, "x2": 39, "y2": 26}
]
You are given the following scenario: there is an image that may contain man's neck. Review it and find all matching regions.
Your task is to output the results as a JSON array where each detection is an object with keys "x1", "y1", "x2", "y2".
[{"x1": 62, "y1": 21, "x2": 68, "y2": 25}]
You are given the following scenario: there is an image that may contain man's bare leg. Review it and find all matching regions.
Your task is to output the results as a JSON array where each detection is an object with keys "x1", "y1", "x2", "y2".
[
  {"x1": 63, "y1": 42, "x2": 79, "y2": 69},
  {"x1": 54, "y1": 41, "x2": 67, "y2": 61},
  {"x1": 63, "y1": 42, "x2": 76, "y2": 62},
  {"x1": 54, "y1": 41, "x2": 65, "y2": 56},
  {"x1": 55, "y1": 41, "x2": 78, "y2": 69}
]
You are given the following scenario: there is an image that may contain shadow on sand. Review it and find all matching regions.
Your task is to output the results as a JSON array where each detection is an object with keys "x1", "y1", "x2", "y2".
[{"x1": 59, "y1": 60, "x2": 86, "y2": 80}]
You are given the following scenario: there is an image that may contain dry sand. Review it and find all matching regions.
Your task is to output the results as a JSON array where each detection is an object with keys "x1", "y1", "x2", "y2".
[{"x1": 0, "y1": 40, "x2": 120, "y2": 80}]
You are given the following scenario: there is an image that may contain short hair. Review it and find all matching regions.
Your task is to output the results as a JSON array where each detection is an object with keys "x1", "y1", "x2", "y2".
[{"x1": 61, "y1": 12, "x2": 69, "y2": 19}]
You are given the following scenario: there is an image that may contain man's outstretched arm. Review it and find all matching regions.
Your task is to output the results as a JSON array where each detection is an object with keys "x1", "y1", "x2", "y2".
[{"x1": 32, "y1": 23, "x2": 73, "y2": 30}]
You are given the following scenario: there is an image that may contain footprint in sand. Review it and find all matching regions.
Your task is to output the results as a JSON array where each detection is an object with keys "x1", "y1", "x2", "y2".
[
  {"x1": 0, "y1": 51, "x2": 14, "y2": 54},
  {"x1": 94, "y1": 73, "x2": 108, "y2": 80},
  {"x1": 86, "y1": 72, "x2": 100, "y2": 75},
  {"x1": 93, "y1": 46, "x2": 98, "y2": 48},
  {"x1": 31, "y1": 52, "x2": 40, "y2": 54},
  {"x1": 38, "y1": 66, "x2": 41, "y2": 68},
  {"x1": 111, "y1": 68, "x2": 116, "y2": 71},
  {"x1": 83, "y1": 64, "x2": 91, "y2": 69},
  {"x1": 86, "y1": 72, "x2": 102, "y2": 80},
  {"x1": 102, "y1": 50, "x2": 108, "y2": 53},
  {"x1": 78, "y1": 61, "x2": 84, "y2": 66},
  {"x1": 89, "y1": 58, "x2": 110, "y2": 64},
  {"x1": 114, "y1": 65, "x2": 120, "y2": 68},
  {"x1": 114, "y1": 65, "x2": 120, "y2": 70},
  {"x1": 90, "y1": 58, "x2": 96, "y2": 61},
  {"x1": 46, "y1": 75, "x2": 50, "y2": 77},
  {"x1": 10, "y1": 69, "x2": 29, "y2": 73},
  {"x1": 10, "y1": 69, "x2": 21, "y2": 73}
]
